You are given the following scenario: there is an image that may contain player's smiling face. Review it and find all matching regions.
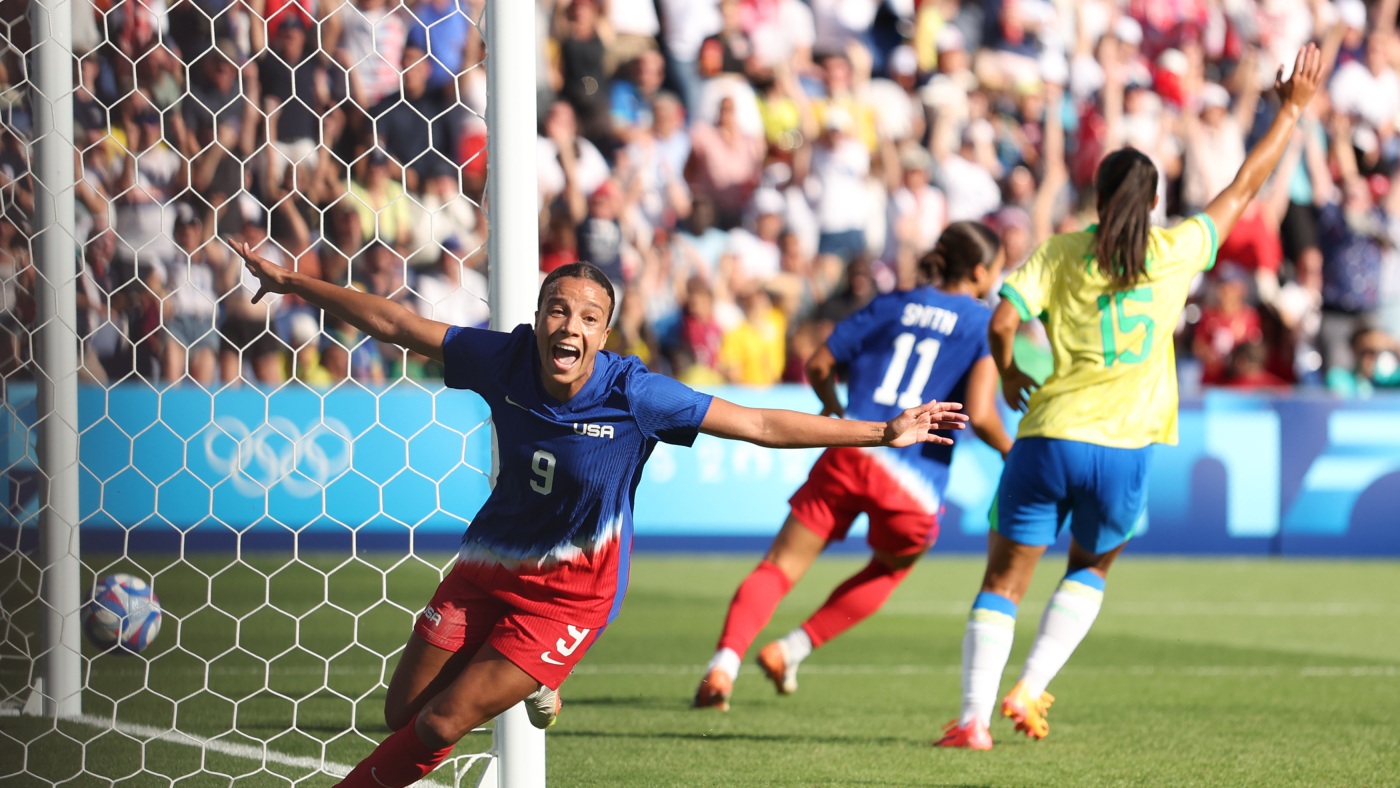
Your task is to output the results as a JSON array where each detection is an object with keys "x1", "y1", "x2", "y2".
[{"x1": 535, "y1": 276, "x2": 612, "y2": 401}]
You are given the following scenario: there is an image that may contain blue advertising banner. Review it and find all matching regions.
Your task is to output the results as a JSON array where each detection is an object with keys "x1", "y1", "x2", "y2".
[{"x1": 3, "y1": 383, "x2": 1398, "y2": 555}]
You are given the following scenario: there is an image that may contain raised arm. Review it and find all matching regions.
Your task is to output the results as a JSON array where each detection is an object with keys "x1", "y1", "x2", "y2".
[
  {"x1": 1204, "y1": 44, "x2": 1326, "y2": 239},
  {"x1": 699, "y1": 397, "x2": 967, "y2": 449},
  {"x1": 230, "y1": 240, "x2": 450, "y2": 360}
]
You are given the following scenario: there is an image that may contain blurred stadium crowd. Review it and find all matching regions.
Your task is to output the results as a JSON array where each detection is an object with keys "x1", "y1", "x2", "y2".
[{"x1": 2, "y1": 0, "x2": 1400, "y2": 396}]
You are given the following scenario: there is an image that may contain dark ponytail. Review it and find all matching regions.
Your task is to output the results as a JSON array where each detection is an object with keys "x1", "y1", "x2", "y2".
[
  {"x1": 1093, "y1": 147, "x2": 1158, "y2": 291},
  {"x1": 918, "y1": 221, "x2": 1002, "y2": 286}
]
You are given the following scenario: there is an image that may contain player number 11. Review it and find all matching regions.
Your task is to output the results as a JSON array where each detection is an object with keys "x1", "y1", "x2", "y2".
[
  {"x1": 872, "y1": 332, "x2": 942, "y2": 408},
  {"x1": 1096, "y1": 286, "x2": 1155, "y2": 367}
]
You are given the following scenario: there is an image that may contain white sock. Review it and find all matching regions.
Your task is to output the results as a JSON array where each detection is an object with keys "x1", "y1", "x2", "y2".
[
  {"x1": 777, "y1": 627, "x2": 813, "y2": 666},
  {"x1": 1018, "y1": 574, "x2": 1105, "y2": 698},
  {"x1": 707, "y1": 647, "x2": 742, "y2": 681},
  {"x1": 960, "y1": 594, "x2": 1017, "y2": 728}
]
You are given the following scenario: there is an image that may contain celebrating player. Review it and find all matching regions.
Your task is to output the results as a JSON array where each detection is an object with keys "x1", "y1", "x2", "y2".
[
  {"x1": 936, "y1": 44, "x2": 1326, "y2": 750},
  {"x1": 230, "y1": 248, "x2": 968, "y2": 787},
  {"x1": 693, "y1": 222, "x2": 1014, "y2": 711}
]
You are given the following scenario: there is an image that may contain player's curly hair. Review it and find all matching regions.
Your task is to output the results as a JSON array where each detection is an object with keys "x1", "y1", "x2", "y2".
[
  {"x1": 1094, "y1": 147, "x2": 1158, "y2": 291},
  {"x1": 539, "y1": 261, "x2": 617, "y2": 322},
  {"x1": 918, "y1": 221, "x2": 1002, "y2": 286}
]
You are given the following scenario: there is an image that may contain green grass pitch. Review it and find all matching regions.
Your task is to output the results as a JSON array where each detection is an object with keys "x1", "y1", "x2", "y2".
[{"x1": 3, "y1": 553, "x2": 1398, "y2": 786}]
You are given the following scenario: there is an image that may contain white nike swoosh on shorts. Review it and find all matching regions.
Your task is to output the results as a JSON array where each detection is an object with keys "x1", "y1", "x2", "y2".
[{"x1": 541, "y1": 651, "x2": 565, "y2": 666}]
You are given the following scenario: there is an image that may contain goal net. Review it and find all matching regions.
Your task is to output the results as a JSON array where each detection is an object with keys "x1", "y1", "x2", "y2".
[{"x1": 0, "y1": 0, "x2": 533, "y2": 783}]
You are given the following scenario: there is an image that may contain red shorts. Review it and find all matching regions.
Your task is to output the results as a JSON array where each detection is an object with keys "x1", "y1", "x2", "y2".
[
  {"x1": 414, "y1": 561, "x2": 604, "y2": 689},
  {"x1": 788, "y1": 447, "x2": 940, "y2": 556}
]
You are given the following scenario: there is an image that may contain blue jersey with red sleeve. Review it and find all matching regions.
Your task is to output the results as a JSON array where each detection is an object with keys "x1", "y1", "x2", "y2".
[
  {"x1": 824, "y1": 287, "x2": 992, "y2": 507},
  {"x1": 441, "y1": 324, "x2": 713, "y2": 626}
]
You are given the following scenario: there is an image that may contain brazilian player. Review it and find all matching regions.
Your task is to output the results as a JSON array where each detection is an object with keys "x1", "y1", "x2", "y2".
[
  {"x1": 693, "y1": 222, "x2": 1014, "y2": 711},
  {"x1": 231, "y1": 247, "x2": 969, "y2": 787},
  {"x1": 936, "y1": 44, "x2": 1326, "y2": 750}
]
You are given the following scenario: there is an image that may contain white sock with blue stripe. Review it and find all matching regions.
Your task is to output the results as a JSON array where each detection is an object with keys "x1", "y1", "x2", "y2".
[
  {"x1": 959, "y1": 591, "x2": 1018, "y2": 728},
  {"x1": 1018, "y1": 568, "x2": 1106, "y2": 698}
]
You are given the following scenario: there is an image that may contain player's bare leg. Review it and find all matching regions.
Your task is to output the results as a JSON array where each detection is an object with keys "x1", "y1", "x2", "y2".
[
  {"x1": 339, "y1": 640, "x2": 538, "y2": 787},
  {"x1": 383, "y1": 633, "x2": 477, "y2": 731},
  {"x1": 1004, "y1": 539, "x2": 1126, "y2": 739},
  {"x1": 698, "y1": 515, "x2": 825, "y2": 709},
  {"x1": 762, "y1": 546, "x2": 918, "y2": 696},
  {"x1": 939, "y1": 532, "x2": 1046, "y2": 749}
]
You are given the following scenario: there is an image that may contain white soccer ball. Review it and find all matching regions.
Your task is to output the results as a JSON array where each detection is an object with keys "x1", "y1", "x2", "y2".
[{"x1": 83, "y1": 573, "x2": 162, "y2": 654}]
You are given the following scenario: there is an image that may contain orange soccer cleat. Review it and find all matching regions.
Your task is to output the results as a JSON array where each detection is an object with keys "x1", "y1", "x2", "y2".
[
  {"x1": 1001, "y1": 681, "x2": 1054, "y2": 739},
  {"x1": 692, "y1": 668, "x2": 733, "y2": 711},
  {"x1": 756, "y1": 641, "x2": 799, "y2": 695}
]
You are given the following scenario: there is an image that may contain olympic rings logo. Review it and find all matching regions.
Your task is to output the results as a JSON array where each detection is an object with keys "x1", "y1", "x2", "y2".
[{"x1": 201, "y1": 416, "x2": 353, "y2": 498}]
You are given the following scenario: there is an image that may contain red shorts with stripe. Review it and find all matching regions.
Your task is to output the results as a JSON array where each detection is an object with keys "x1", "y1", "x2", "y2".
[
  {"x1": 788, "y1": 447, "x2": 940, "y2": 556},
  {"x1": 413, "y1": 559, "x2": 609, "y2": 689}
]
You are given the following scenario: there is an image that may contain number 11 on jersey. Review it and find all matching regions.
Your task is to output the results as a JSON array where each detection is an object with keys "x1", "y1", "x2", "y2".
[{"x1": 872, "y1": 332, "x2": 942, "y2": 408}]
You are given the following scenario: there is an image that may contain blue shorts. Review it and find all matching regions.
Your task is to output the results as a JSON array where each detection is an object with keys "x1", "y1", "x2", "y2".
[{"x1": 992, "y1": 437, "x2": 1152, "y2": 555}]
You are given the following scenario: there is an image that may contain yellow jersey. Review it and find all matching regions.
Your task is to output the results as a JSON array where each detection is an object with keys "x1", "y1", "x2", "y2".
[{"x1": 999, "y1": 214, "x2": 1219, "y2": 448}]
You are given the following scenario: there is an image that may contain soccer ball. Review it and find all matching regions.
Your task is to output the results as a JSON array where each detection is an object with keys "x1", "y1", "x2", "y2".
[{"x1": 83, "y1": 573, "x2": 162, "y2": 654}]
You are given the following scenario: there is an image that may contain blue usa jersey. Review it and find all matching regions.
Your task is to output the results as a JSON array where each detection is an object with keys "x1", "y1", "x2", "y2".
[
  {"x1": 825, "y1": 287, "x2": 992, "y2": 508},
  {"x1": 441, "y1": 325, "x2": 713, "y2": 625}
]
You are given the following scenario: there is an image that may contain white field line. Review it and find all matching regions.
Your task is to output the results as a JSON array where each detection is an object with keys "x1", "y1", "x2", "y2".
[
  {"x1": 0, "y1": 707, "x2": 481, "y2": 787},
  {"x1": 568, "y1": 663, "x2": 1400, "y2": 678},
  {"x1": 879, "y1": 601, "x2": 1395, "y2": 616}
]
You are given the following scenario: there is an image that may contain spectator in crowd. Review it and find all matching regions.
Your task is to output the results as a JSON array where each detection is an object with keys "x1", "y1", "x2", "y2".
[
  {"x1": 1193, "y1": 265, "x2": 1265, "y2": 385},
  {"x1": 372, "y1": 45, "x2": 454, "y2": 193},
  {"x1": 799, "y1": 107, "x2": 872, "y2": 263},
  {"x1": 611, "y1": 48, "x2": 669, "y2": 146},
  {"x1": 724, "y1": 186, "x2": 786, "y2": 288},
  {"x1": 415, "y1": 236, "x2": 489, "y2": 329},
  {"x1": 686, "y1": 95, "x2": 766, "y2": 230},
  {"x1": 619, "y1": 91, "x2": 693, "y2": 237},
  {"x1": 554, "y1": 0, "x2": 614, "y2": 150},
  {"x1": 1316, "y1": 115, "x2": 1396, "y2": 386},
  {"x1": 257, "y1": 14, "x2": 339, "y2": 198},
  {"x1": 218, "y1": 212, "x2": 287, "y2": 385},
  {"x1": 334, "y1": 0, "x2": 408, "y2": 113},
  {"x1": 161, "y1": 204, "x2": 226, "y2": 385},
  {"x1": 577, "y1": 178, "x2": 628, "y2": 291},
  {"x1": 539, "y1": 99, "x2": 612, "y2": 222},
  {"x1": 347, "y1": 148, "x2": 413, "y2": 251},
  {"x1": 405, "y1": 0, "x2": 474, "y2": 104},
  {"x1": 718, "y1": 284, "x2": 787, "y2": 385}
]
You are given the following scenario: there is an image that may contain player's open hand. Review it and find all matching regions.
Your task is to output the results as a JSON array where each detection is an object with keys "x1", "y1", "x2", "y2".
[
  {"x1": 227, "y1": 239, "x2": 292, "y2": 305},
  {"x1": 1001, "y1": 365, "x2": 1038, "y2": 413},
  {"x1": 1275, "y1": 43, "x2": 1324, "y2": 113},
  {"x1": 883, "y1": 401, "x2": 968, "y2": 448}
]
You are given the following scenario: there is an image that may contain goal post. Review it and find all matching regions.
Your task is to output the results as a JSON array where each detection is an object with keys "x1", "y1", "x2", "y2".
[
  {"x1": 29, "y1": 0, "x2": 83, "y2": 722},
  {"x1": 483, "y1": 0, "x2": 546, "y2": 783}
]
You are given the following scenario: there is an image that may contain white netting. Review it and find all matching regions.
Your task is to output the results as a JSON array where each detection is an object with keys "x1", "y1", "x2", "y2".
[{"x1": 0, "y1": 0, "x2": 504, "y2": 783}]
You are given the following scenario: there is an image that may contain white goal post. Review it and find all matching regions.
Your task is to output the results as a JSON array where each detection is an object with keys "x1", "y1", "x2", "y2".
[{"x1": 2, "y1": 0, "x2": 546, "y2": 784}]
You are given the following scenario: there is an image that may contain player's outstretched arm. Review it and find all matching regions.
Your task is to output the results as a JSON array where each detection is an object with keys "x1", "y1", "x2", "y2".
[
  {"x1": 699, "y1": 397, "x2": 967, "y2": 449},
  {"x1": 1205, "y1": 43, "x2": 1326, "y2": 240},
  {"x1": 229, "y1": 239, "x2": 451, "y2": 361}
]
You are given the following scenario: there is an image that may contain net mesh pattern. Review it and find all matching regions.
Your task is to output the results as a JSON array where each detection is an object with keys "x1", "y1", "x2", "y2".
[{"x1": 1, "y1": 0, "x2": 501, "y2": 782}]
